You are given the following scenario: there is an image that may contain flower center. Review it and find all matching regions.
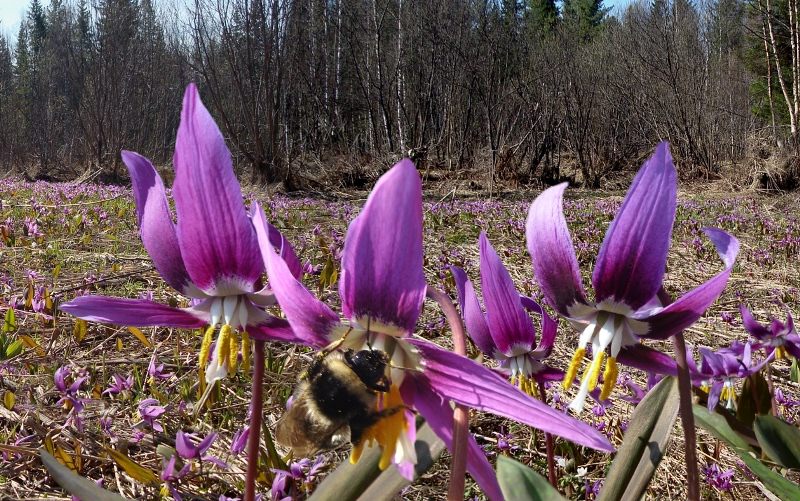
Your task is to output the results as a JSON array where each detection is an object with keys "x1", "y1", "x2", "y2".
[
  {"x1": 196, "y1": 295, "x2": 257, "y2": 386},
  {"x1": 562, "y1": 307, "x2": 644, "y2": 412}
]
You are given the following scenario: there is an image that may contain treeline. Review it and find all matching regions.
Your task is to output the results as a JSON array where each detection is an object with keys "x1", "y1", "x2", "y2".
[{"x1": 0, "y1": 0, "x2": 790, "y2": 186}]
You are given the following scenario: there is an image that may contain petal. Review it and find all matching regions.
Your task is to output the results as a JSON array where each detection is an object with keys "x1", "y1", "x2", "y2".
[
  {"x1": 739, "y1": 305, "x2": 771, "y2": 340},
  {"x1": 248, "y1": 318, "x2": 314, "y2": 345},
  {"x1": 401, "y1": 377, "x2": 504, "y2": 501},
  {"x1": 592, "y1": 142, "x2": 676, "y2": 309},
  {"x1": 616, "y1": 344, "x2": 678, "y2": 376},
  {"x1": 175, "y1": 431, "x2": 197, "y2": 459},
  {"x1": 122, "y1": 151, "x2": 192, "y2": 294},
  {"x1": 640, "y1": 229, "x2": 739, "y2": 340},
  {"x1": 520, "y1": 295, "x2": 557, "y2": 357},
  {"x1": 173, "y1": 83, "x2": 262, "y2": 293},
  {"x1": 263, "y1": 217, "x2": 304, "y2": 279},
  {"x1": 253, "y1": 206, "x2": 337, "y2": 348},
  {"x1": 340, "y1": 159, "x2": 426, "y2": 332},
  {"x1": 451, "y1": 266, "x2": 496, "y2": 356},
  {"x1": 59, "y1": 296, "x2": 206, "y2": 328},
  {"x1": 708, "y1": 380, "x2": 723, "y2": 410},
  {"x1": 408, "y1": 339, "x2": 613, "y2": 452},
  {"x1": 479, "y1": 233, "x2": 536, "y2": 354},
  {"x1": 526, "y1": 183, "x2": 587, "y2": 316}
]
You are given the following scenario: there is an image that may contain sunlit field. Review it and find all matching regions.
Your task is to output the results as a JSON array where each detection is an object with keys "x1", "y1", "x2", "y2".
[{"x1": 1, "y1": 170, "x2": 799, "y2": 499}]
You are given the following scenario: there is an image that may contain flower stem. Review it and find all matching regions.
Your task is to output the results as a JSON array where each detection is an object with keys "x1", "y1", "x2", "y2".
[
  {"x1": 537, "y1": 379, "x2": 557, "y2": 487},
  {"x1": 672, "y1": 332, "x2": 699, "y2": 501},
  {"x1": 766, "y1": 363, "x2": 778, "y2": 416},
  {"x1": 426, "y1": 286, "x2": 469, "y2": 501},
  {"x1": 245, "y1": 340, "x2": 266, "y2": 501}
]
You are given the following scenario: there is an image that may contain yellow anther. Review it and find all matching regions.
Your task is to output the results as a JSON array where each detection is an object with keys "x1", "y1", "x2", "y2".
[
  {"x1": 199, "y1": 326, "x2": 214, "y2": 367},
  {"x1": 776, "y1": 346, "x2": 786, "y2": 360},
  {"x1": 217, "y1": 324, "x2": 232, "y2": 369},
  {"x1": 241, "y1": 331, "x2": 251, "y2": 374},
  {"x1": 349, "y1": 385, "x2": 407, "y2": 470},
  {"x1": 582, "y1": 351, "x2": 606, "y2": 393},
  {"x1": 599, "y1": 356, "x2": 618, "y2": 401},
  {"x1": 563, "y1": 347, "x2": 586, "y2": 390},
  {"x1": 228, "y1": 331, "x2": 239, "y2": 374}
]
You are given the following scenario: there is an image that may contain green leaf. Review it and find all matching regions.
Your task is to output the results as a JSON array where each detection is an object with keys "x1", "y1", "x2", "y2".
[
  {"x1": 694, "y1": 405, "x2": 800, "y2": 500},
  {"x1": 40, "y1": 449, "x2": 129, "y2": 501},
  {"x1": 496, "y1": 455, "x2": 566, "y2": 501},
  {"x1": 754, "y1": 414, "x2": 800, "y2": 469},
  {"x1": 308, "y1": 421, "x2": 444, "y2": 501},
  {"x1": 5, "y1": 339, "x2": 23, "y2": 359},
  {"x1": 791, "y1": 358, "x2": 799, "y2": 384},
  {"x1": 736, "y1": 372, "x2": 771, "y2": 426},
  {"x1": 598, "y1": 376, "x2": 679, "y2": 501},
  {"x1": 2, "y1": 309, "x2": 16, "y2": 334}
]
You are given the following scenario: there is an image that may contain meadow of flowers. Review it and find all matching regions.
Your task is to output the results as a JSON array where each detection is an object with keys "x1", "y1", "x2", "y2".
[{"x1": 1, "y1": 85, "x2": 800, "y2": 500}]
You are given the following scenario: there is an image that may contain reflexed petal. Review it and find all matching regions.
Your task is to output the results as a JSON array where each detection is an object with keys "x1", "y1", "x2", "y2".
[
  {"x1": 526, "y1": 183, "x2": 587, "y2": 316},
  {"x1": 340, "y1": 160, "x2": 426, "y2": 332},
  {"x1": 59, "y1": 296, "x2": 206, "y2": 328},
  {"x1": 616, "y1": 344, "x2": 677, "y2": 376},
  {"x1": 122, "y1": 150, "x2": 192, "y2": 294},
  {"x1": 739, "y1": 305, "x2": 770, "y2": 340},
  {"x1": 254, "y1": 207, "x2": 337, "y2": 347},
  {"x1": 520, "y1": 295, "x2": 557, "y2": 357},
  {"x1": 409, "y1": 339, "x2": 613, "y2": 452},
  {"x1": 640, "y1": 229, "x2": 739, "y2": 340},
  {"x1": 175, "y1": 431, "x2": 196, "y2": 459},
  {"x1": 248, "y1": 318, "x2": 313, "y2": 345},
  {"x1": 479, "y1": 233, "x2": 536, "y2": 354},
  {"x1": 451, "y1": 266, "x2": 496, "y2": 356},
  {"x1": 173, "y1": 83, "x2": 262, "y2": 293},
  {"x1": 264, "y1": 217, "x2": 304, "y2": 279},
  {"x1": 593, "y1": 142, "x2": 676, "y2": 309},
  {"x1": 401, "y1": 377, "x2": 503, "y2": 501}
]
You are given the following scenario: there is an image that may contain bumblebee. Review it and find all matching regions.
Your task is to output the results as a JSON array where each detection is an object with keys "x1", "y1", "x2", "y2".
[{"x1": 275, "y1": 348, "x2": 396, "y2": 457}]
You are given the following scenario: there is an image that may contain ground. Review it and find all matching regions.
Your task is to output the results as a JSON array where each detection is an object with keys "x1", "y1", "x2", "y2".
[{"x1": 0, "y1": 175, "x2": 798, "y2": 500}]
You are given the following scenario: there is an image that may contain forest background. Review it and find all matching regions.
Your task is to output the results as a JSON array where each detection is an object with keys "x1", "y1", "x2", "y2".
[{"x1": 0, "y1": 0, "x2": 794, "y2": 191}]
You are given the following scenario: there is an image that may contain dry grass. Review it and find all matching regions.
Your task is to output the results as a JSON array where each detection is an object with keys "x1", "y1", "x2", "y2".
[{"x1": 0, "y1": 177, "x2": 798, "y2": 500}]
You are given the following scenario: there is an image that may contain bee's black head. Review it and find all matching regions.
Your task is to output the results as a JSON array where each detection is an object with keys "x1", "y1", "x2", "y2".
[{"x1": 346, "y1": 349, "x2": 391, "y2": 392}]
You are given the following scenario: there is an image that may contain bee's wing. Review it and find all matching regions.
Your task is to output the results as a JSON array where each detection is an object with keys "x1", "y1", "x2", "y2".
[{"x1": 275, "y1": 389, "x2": 347, "y2": 457}]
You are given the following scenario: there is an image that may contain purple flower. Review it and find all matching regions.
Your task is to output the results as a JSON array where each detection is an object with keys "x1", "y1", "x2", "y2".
[
  {"x1": 740, "y1": 305, "x2": 800, "y2": 360},
  {"x1": 231, "y1": 425, "x2": 250, "y2": 455},
  {"x1": 60, "y1": 84, "x2": 305, "y2": 385},
  {"x1": 138, "y1": 398, "x2": 166, "y2": 432},
  {"x1": 148, "y1": 354, "x2": 173, "y2": 384},
  {"x1": 161, "y1": 455, "x2": 190, "y2": 500},
  {"x1": 688, "y1": 342, "x2": 770, "y2": 410},
  {"x1": 451, "y1": 233, "x2": 561, "y2": 395},
  {"x1": 103, "y1": 373, "x2": 133, "y2": 396},
  {"x1": 175, "y1": 430, "x2": 227, "y2": 469},
  {"x1": 526, "y1": 142, "x2": 739, "y2": 412},
  {"x1": 54, "y1": 366, "x2": 88, "y2": 431},
  {"x1": 702, "y1": 463, "x2": 734, "y2": 491},
  {"x1": 256, "y1": 160, "x2": 612, "y2": 499}
]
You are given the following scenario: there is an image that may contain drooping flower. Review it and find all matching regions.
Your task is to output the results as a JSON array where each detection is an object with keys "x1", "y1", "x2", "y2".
[
  {"x1": 175, "y1": 430, "x2": 227, "y2": 469},
  {"x1": 526, "y1": 142, "x2": 739, "y2": 412},
  {"x1": 138, "y1": 398, "x2": 166, "y2": 432},
  {"x1": 148, "y1": 354, "x2": 173, "y2": 384},
  {"x1": 740, "y1": 305, "x2": 800, "y2": 360},
  {"x1": 256, "y1": 159, "x2": 612, "y2": 500},
  {"x1": 54, "y1": 366, "x2": 89, "y2": 431},
  {"x1": 451, "y1": 232, "x2": 561, "y2": 396},
  {"x1": 688, "y1": 341, "x2": 771, "y2": 411},
  {"x1": 60, "y1": 84, "x2": 307, "y2": 385},
  {"x1": 102, "y1": 373, "x2": 134, "y2": 397}
]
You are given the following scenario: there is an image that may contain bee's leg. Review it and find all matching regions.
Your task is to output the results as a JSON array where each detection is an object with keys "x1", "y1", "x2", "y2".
[{"x1": 319, "y1": 324, "x2": 355, "y2": 356}]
